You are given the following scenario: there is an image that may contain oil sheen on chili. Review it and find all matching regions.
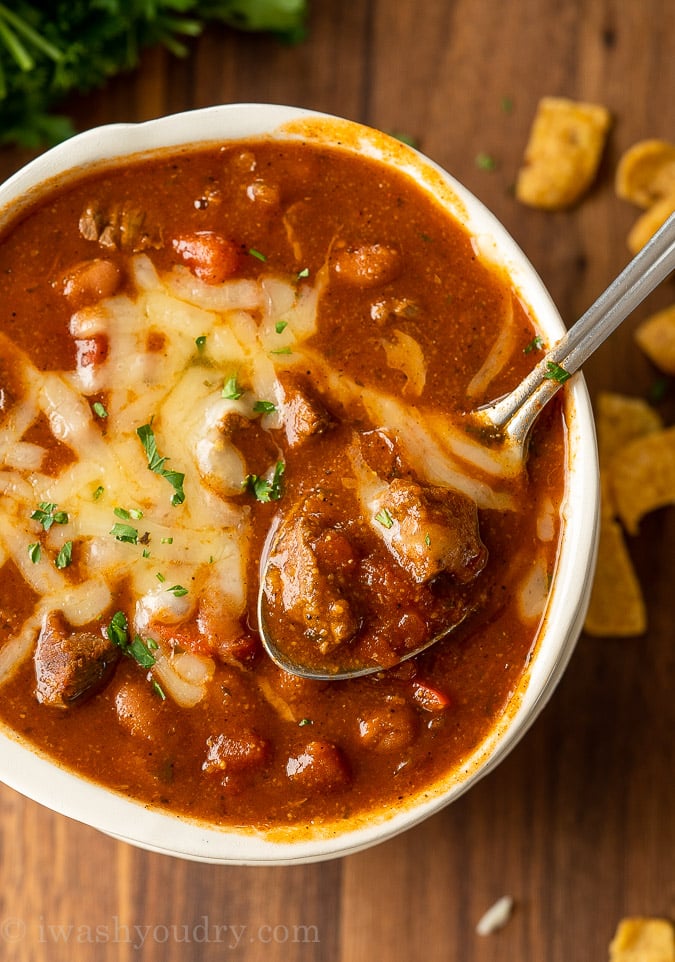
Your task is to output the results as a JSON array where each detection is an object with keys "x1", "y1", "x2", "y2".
[{"x1": 0, "y1": 138, "x2": 565, "y2": 828}]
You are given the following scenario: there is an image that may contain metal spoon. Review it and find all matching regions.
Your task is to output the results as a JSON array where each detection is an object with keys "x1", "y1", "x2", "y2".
[{"x1": 258, "y1": 212, "x2": 675, "y2": 680}]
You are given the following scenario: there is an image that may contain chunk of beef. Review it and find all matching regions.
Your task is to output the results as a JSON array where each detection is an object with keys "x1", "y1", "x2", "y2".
[
  {"x1": 34, "y1": 612, "x2": 119, "y2": 708},
  {"x1": 372, "y1": 478, "x2": 487, "y2": 584},
  {"x1": 79, "y1": 202, "x2": 161, "y2": 252},
  {"x1": 277, "y1": 372, "x2": 334, "y2": 448},
  {"x1": 357, "y1": 696, "x2": 419, "y2": 753},
  {"x1": 264, "y1": 504, "x2": 359, "y2": 655}
]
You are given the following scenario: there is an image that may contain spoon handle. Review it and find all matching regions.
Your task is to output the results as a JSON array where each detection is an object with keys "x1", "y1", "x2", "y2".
[{"x1": 482, "y1": 210, "x2": 675, "y2": 442}]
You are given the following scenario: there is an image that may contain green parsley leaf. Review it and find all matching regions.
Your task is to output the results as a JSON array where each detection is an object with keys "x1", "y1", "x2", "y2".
[
  {"x1": 298, "y1": 718, "x2": 314, "y2": 727},
  {"x1": 253, "y1": 400, "x2": 276, "y2": 414},
  {"x1": 27, "y1": 542, "x2": 41, "y2": 564},
  {"x1": 167, "y1": 584, "x2": 188, "y2": 597},
  {"x1": 92, "y1": 485, "x2": 105, "y2": 501},
  {"x1": 54, "y1": 540, "x2": 73, "y2": 569},
  {"x1": 270, "y1": 346, "x2": 292, "y2": 355},
  {"x1": 110, "y1": 522, "x2": 139, "y2": 544},
  {"x1": 92, "y1": 401, "x2": 108, "y2": 418},
  {"x1": 152, "y1": 680, "x2": 167, "y2": 701},
  {"x1": 248, "y1": 247, "x2": 267, "y2": 262},
  {"x1": 137, "y1": 423, "x2": 185, "y2": 506},
  {"x1": 222, "y1": 375, "x2": 243, "y2": 400},
  {"x1": 475, "y1": 151, "x2": 497, "y2": 171},
  {"x1": 543, "y1": 361, "x2": 572, "y2": 384},
  {"x1": 243, "y1": 460, "x2": 285, "y2": 503},
  {"x1": 30, "y1": 502, "x2": 68, "y2": 531},
  {"x1": 156, "y1": 572, "x2": 166, "y2": 583},
  {"x1": 128, "y1": 635, "x2": 157, "y2": 669},
  {"x1": 524, "y1": 335, "x2": 545, "y2": 354},
  {"x1": 375, "y1": 508, "x2": 394, "y2": 529},
  {"x1": 195, "y1": 335, "x2": 207, "y2": 351},
  {"x1": 275, "y1": 319, "x2": 288, "y2": 333},
  {"x1": 106, "y1": 610, "x2": 159, "y2": 672},
  {"x1": 297, "y1": 267, "x2": 310, "y2": 279}
]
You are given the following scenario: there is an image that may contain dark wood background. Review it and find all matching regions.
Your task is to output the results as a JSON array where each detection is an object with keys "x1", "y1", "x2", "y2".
[{"x1": 0, "y1": 2, "x2": 673, "y2": 959}]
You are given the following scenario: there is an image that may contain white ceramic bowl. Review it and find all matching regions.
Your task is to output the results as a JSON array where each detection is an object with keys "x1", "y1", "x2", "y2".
[{"x1": 0, "y1": 104, "x2": 599, "y2": 864}]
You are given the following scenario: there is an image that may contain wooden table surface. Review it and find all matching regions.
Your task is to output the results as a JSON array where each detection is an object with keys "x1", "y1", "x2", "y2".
[{"x1": 1, "y1": 2, "x2": 673, "y2": 960}]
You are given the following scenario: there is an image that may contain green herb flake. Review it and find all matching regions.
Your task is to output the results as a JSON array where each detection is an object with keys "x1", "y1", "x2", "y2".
[
  {"x1": 524, "y1": 335, "x2": 545, "y2": 354},
  {"x1": 222, "y1": 375, "x2": 243, "y2": 400},
  {"x1": 152, "y1": 680, "x2": 167, "y2": 701},
  {"x1": 110, "y1": 522, "x2": 139, "y2": 544},
  {"x1": 296, "y1": 267, "x2": 310, "y2": 279},
  {"x1": 92, "y1": 401, "x2": 108, "y2": 418},
  {"x1": 30, "y1": 502, "x2": 68, "y2": 531},
  {"x1": 156, "y1": 572, "x2": 166, "y2": 583},
  {"x1": 275, "y1": 319, "x2": 289, "y2": 333},
  {"x1": 160, "y1": 537, "x2": 173, "y2": 544},
  {"x1": 92, "y1": 485, "x2": 105, "y2": 501},
  {"x1": 137, "y1": 423, "x2": 185, "y2": 506},
  {"x1": 424, "y1": 532, "x2": 431, "y2": 547},
  {"x1": 375, "y1": 508, "x2": 394, "y2": 529},
  {"x1": 475, "y1": 151, "x2": 497, "y2": 171},
  {"x1": 106, "y1": 611, "x2": 160, "y2": 672},
  {"x1": 270, "y1": 346, "x2": 292, "y2": 356},
  {"x1": 128, "y1": 634, "x2": 157, "y2": 669},
  {"x1": 27, "y1": 542, "x2": 41, "y2": 564},
  {"x1": 167, "y1": 584, "x2": 188, "y2": 597},
  {"x1": 543, "y1": 361, "x2": 572, "y2": 384},
  {"x1": 142, "y1": 548, "x2": 151, "y2": 558},
  {"x1": 253, "y1": 399, "x2": 276, "y2": 414},
  {"x1": 243, "y1": 460, "x2": 285, "y2": 503},
  {"x1": 298, "y1": 718, "x2": 314, "y2": 727},
  {"x1": 248, "y1": 247, "x2": 267, "y2": 262},
  {"x1": 54, "y1": 540, "x2": 73, "y2": 569},
  {"x1": 195, "y1": 335, "x2": 207, "y2": 352}
]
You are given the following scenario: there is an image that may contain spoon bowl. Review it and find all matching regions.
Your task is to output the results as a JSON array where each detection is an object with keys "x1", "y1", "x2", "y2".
[{"x1": 259, "y1": 212, "x2": 675, "y2": 681}]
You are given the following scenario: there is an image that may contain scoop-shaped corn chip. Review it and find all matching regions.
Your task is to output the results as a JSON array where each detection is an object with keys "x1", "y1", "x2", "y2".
[
  {"x1": 634, "y1": 303, "x2": 675, "y2": 374},
  {"x1": 616, "y1": 139, "x2": 675, "y2": 208},
  {"x1": 609, "y1": 917, "x2": 675, "y2": 962},
  {"x1": 609, "y1": 425, "x2": 675, "y2": 534},
  {"x1": 584, "y1": 515, "x2": 646, "y2": 637},
  {"x1": 516, "y1": 97, "x2": 611, "y2": 210},
  {"x1": 627, "y1": 191, "x2": 675, "y2": 253},
  {"x1": 596, "y1": 391, "x2": 663, "y2": 468}
]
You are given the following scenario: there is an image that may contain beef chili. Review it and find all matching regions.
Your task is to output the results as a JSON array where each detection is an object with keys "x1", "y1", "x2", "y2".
[{"x1": 0, "y1": 139, "x2": 566, "y2": 828}]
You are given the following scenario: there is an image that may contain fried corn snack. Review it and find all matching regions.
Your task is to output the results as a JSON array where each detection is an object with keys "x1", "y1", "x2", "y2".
[
  {"x1": 516, "y1": 96, "x2": 611, "y2": 210},
  {"x1": 597, "y1": 391, "x2": 664, "y2": 468},
  {"x1": 616, "y1": 139, "x2": 675, "y2": 208},
  {"x1": 609, "y1": 917, "x2": 675, "y2": 962},
  {"x1": 635, "y1": 303, "x2": 675, "y2": 374},
  {"x1": 609, "y1": 425, "x2": 675, "y2": 534},
  {"x1": 627, "y1": 191, "x2": 675, "y2": 253},
  {"x1": 584, "y1": 514, "x2": 647, "y2": 636}
]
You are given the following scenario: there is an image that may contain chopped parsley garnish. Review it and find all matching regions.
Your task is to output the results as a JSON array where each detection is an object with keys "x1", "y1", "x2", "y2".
[
  {"x1": 106, "y1": 610, "x2": 158, "y2": 671},
  {"x1": 475, "y1": 151, "x2": 497, "y2": 171},
  {"x1": 298, "y1": 718, "x2": 313, "y2": 727},
  {"x1": 524, "y1": 335, "x2": 545, "y2": 354},
  {"x1": 152, "y1": 680, "x2": 167, "y2": 701},
  {"x1": 222, "y1": 375, "x2": 243, "y2": 400},
  {"x1": 114, "y1": 506, "x2": 143, "y2": 521},
  {"x1": 110, "y1": 522, "x2": 139, "y2": 544},
  {"x1": 248, "y1": 247, "x2": 267, "y2": 262},
  {"x1": 297, "y1": 267, "x2": 310, "y2": 279},
  {"x1": 156, "y1": 572, "x2": 166, "y2": 582},
  {"x1": 167, "y1": 584, "x2": 188, "y2": 597},
  {"x1": 27, "y1": 542, "x2": 41, "y2": 564},
  {"x1": 137, "y1": 423, "x2": 185, "y2": 506},
  {"x1": 30, "y1": 502, "x2": 68, "y2": 531},
  {"x1": 92, "y1": 485, "x2": 105, "y2": 501},
  {"x1": 54, "y1": 540, "x2": 73, "y2": 569},
  {"x1": 543, "y1": 360, "x2": 572, "y2": 383},
  {"x1": 92, "y1": 401, "x2": 108, "y2": 418},
  {"x1": 195, "y1": 335, "x2": 207, "y2": 351},
  {"x1": 270, "y1": 346, "x2": 292, "y2": 356},
  {"x1": 243, "y1": 460, "x2": 285, "y2": 503},
  {"x1": 275, "y1": 319, "x2": 288, "y2": 333},
  {"x1": 253, "y1": 399, "x2": 276, "y2": 414},
  {"x1": 375, "y1": 508, "x2": 394, "y2": 529},
  {"x1": 424, "y1": 532, "x2": 431, "y2": 547},
  {"x1": 160, "y1": 537, "x2": 173, "y2": 544}
]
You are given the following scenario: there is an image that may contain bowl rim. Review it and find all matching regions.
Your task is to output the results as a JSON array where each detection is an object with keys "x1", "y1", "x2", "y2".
[{"x1": 0, "y1": 102, "x2": 600, "y2": 864}]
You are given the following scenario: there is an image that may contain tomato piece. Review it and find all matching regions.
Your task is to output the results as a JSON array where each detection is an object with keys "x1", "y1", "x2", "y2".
[{"x1": 411, "y1": 679, "x2": 452, "y2": 714}]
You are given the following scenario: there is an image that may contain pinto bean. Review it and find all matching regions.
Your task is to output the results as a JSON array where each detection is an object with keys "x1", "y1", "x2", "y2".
[
  {"x1": 61, "y1": 258, "x2": 122, "y2": 307},
  {"x1": 172, "y1": 231, "x2": 240, "y2": 284},
  {"x1": 285, "y1": 740, "x2": 351, "y2": 791},
  {"x1": 202, "y1": 730, "x2": 269, "y2": 775},
  {"x1": 115, "y1": 679, "x2": 164, "y2": 740},
  {"x1": 332, "y1": 243, "x2": 401, "y2": 287}
]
